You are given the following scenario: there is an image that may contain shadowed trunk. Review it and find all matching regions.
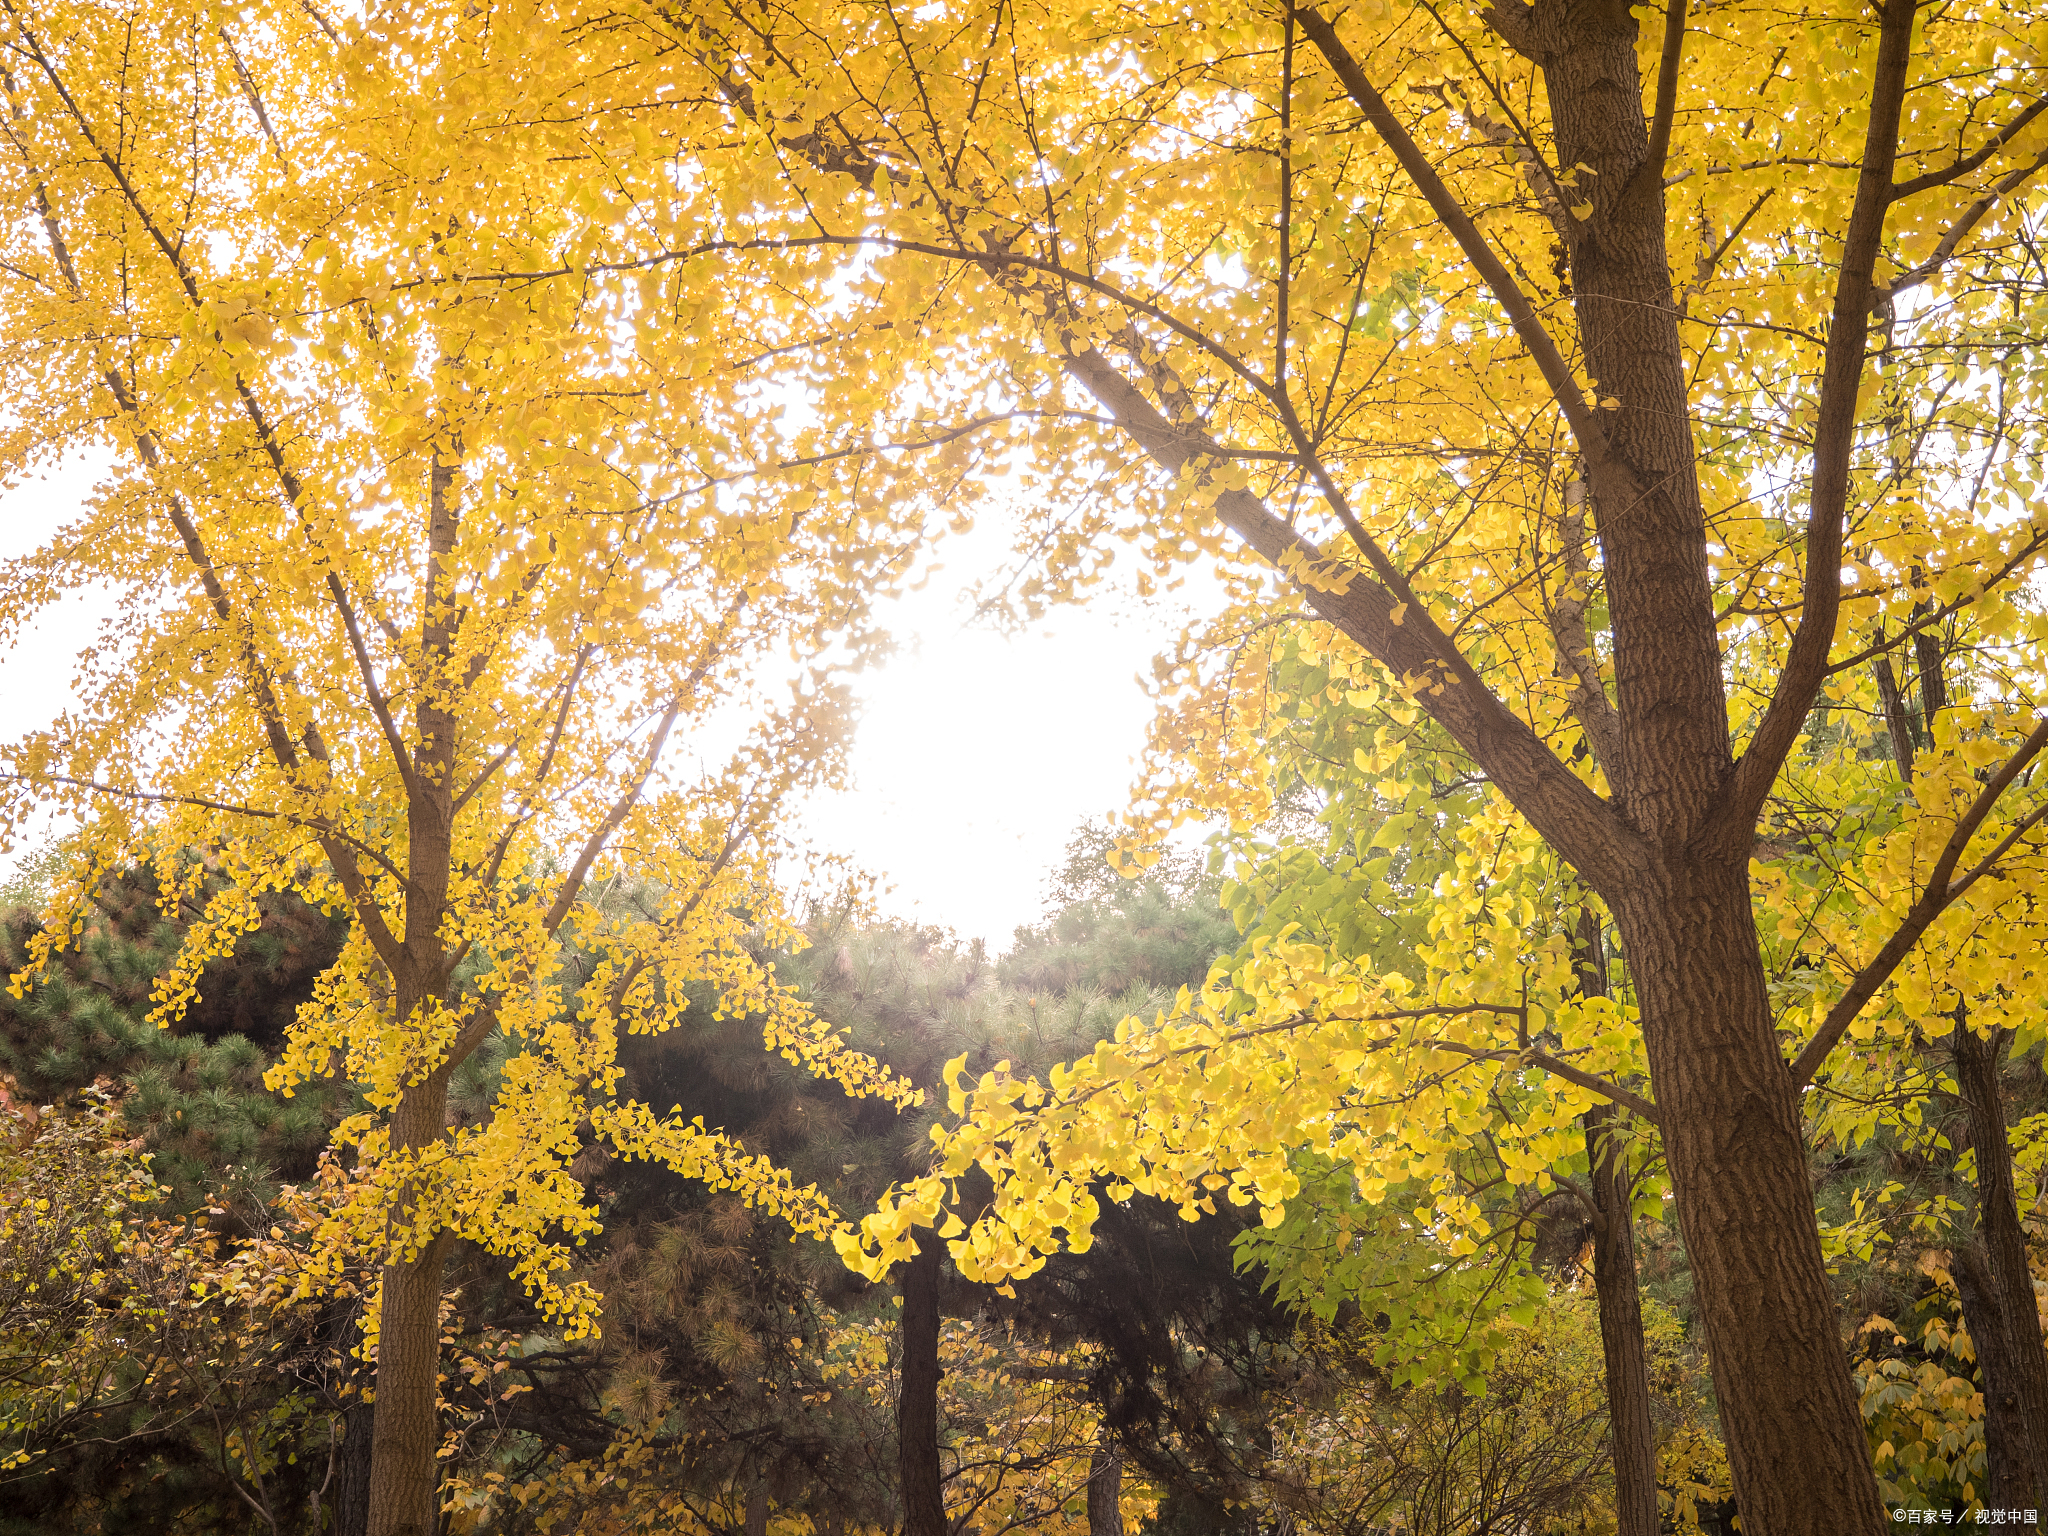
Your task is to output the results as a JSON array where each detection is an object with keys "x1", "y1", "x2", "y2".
[
  {"x1": 1577, "y1": 917, "x2": 1658, "y2": 1536},
  {"x1": 744, "y1": 1482, "x2": 769, "y2": 1536},
  {"x1": 1584, "y1": 1104, "x2": 1657, "y2": 1536},
  {"x1": 332, "y1": 1395, "x2": 375, "y2": 1536},
  {"x1": 1087, "y1": 1434, "x2": 1124, "y2": 1536},
  {"x1": 1953, "y1": 1240, "x2": 2035, "y2": 1512},
  {"x1": 1954, "y1": 1021, "x2": 2048, "y2": 1514},
  {"x1": 899, "y1": 1235, "x2": 946, "y2": 1536}
]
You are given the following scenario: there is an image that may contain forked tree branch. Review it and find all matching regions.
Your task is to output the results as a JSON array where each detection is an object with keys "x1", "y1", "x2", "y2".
[
  {"x1": 1887, "y1": 140, "x2": 2048, "y2": 301},
  {"x1": 5, "y1": 6, "x2": 421, "y2": 796},
  {"x1": 1824, "y1": 521, "x2": 2048, "y2": 676},
  {"x1": 1707, "y1": 0, "x2": 1917, "y2": 852},
  {"x1": 541, "y1": 695, "x2": 691, "y2": 935},
  {"x1": 694, "y1": 7, "x2": 1643, "y2": 890},
  {"x1": 1291, "y1": 6, "x2": 1606, "y2": 460},
  {"x1": 1, "y1": 98, "x2": 404, "y2": 966},
  {"x1": 1789, "y1": 717, "x2": 2048, "y2": 1085},
  {"x1": 1048, "y1": 331, "x2": 1645, "y2": 894},
  {"x1": 1890, "y1": 94, "x2": 2048, "y2": 200}
]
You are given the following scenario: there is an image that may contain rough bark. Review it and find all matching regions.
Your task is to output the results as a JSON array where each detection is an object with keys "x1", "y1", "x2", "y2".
[
  {"x1": 1087, "y1": 1435, "x2": 1125, "y2": 1536},
  {"x1": 1952, "y1": 1239, "x2": 2035, "y2": 1512},
  {"x1": 1533, "y1": 7, "x2": 1733, "y2": 842},
  {"x1": 367, "y1": 455, "x2": 464, "y2": 1536},
  {"x1": 1954, "y1": 1022, "x2": 2048, "y2": 1510},
  {"x1": 744, "y1": 1482, "x2": 769, "y2": 1536},
  {"x1": 1613, "y1": 867, "x2": 1879, "y2": 1533},
  {"x1": 1584, "y1": 1099, "x2": 1657, "y2": 1536},
  {"x1": 366, "y1": 1211, "x2": 453, "y2": 1536},
  {"x1": 1526, "y1": 5, "x2": 1887, "y2": 1528},
  {"x1": 332, "y1": 1395, "x2": 375, "y2": 1536},
  {"x1": 1575, "y1": 916, "x2": 1658, "y2": 1536},
  {"x1": 898, "y1": 1236, "x2": 946, "y2": 1536}
]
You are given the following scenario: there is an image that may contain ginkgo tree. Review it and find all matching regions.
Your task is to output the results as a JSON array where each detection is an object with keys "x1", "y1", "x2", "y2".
[
  {"x1": 0, "y1": 5, "x2": 956, "y2": 1535},
  {"x1": 527, "y1": 1, "x2": 2048, "y2": 1530}
]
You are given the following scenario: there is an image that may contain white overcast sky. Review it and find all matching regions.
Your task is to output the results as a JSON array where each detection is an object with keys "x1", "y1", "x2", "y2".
[{"x1": 0, "y1": 462, "x2": 1199, "y2": 948}]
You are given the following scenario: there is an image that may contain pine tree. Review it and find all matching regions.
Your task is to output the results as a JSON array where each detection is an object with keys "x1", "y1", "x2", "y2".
[{"x1": 0, "y1": 860, "x2": 349, "y2": 1213}]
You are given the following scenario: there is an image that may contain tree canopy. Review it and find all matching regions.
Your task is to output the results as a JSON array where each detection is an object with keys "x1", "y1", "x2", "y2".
[{"x1": 4, "y1": 0, "x2": 2048, "y2": 1532}]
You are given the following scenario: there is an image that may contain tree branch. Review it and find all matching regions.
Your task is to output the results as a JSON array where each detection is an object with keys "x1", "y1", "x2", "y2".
[
  {"x1": 1292, "y1": 5, "x2": 1604, "y2": 457},
  {"x1": 1643, "y1": 0, "x2": 1689, "y2": 188},
  {"x1": 0, "y1": 773, "x2": 407, "y2": 886},
  {"x1": 1706, "y1": 0, "x2": 1917, "y2": 853},
  {"x1": 1, "y1": 106, "x2": 402, "y2": 966},
  {"x1": 1050, "y1": 336, "x2": 1644, "y2": 895},
  {"x1": 1887, "y1": 140, "x2": 2048, "y2": 302},
  {"x1": 541, "y1": 695, "x2": 690, "y2": 936},
  {"x1": 1891, "y1": 94, "x2": 2048, "y2": 200},
  {"x1": 1824, "y1": 523, "x2": 2048, "y2": 676},
  {"x1": 1789, "y1": 716, "x2": 2048, "y2": 1085}
]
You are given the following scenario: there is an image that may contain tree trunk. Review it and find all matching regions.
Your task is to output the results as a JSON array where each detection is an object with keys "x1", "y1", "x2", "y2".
[
  {"x1": 1576, "y1": 915, "x2": 1659, "y2": 1536},
  {"x1": 1614, "y1": 868, "x2": 1884, "y2": 1535},
  {"x1": 1953, "y1": 1240, "x2": 2034, "y2": 1512},
  {"x1": 365, "y1": 1068, "x2": 454, "y2": 1536},
  {"x1": 333, "y1": 1395, "x2": 375, "y2": 1536},
  {"x1": 1517, "y1": 3, "x2": 1894, "y2": 1526},
  {"x1": 744, "y1": 1482, "x2": 769, "y2": 1536},
  {"x1": 1087, "y1": 1434, "x2": 1124, "y2": 1536},
  {"x1": 1584, "y1": 1102, "x2": 1658, "y2": 1536},
  {"x1": 366, "y1": 458, "x2": 464, "y2": 1536},
  {"x1": 1954, "y1": 1022, "x2": 2048, "y2": 1512},
  {"x1": 898, "y1": 1235, "x2": 946, "y2": 1536},
  {"x1": 365, "y1": 1232, "x2": 451, "y2": 1536}
]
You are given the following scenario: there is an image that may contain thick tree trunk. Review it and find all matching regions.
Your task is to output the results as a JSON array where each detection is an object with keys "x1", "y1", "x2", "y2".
[
  {"x1": 1584, "y1": 1102, "x2": 1658, "y2": 1536},
  {"x1": 1513, "y1": 6, "x2": 1892, "y2": 1529},
  {"x1": 365, "y1": 1058, "x2": 455, "y2": 1536},
  {"x1": 1614, "y1": 869, "x2": 1884, "y2": 1535},
  {"x1": 366, "y1": 460, "x2": 464, "y2": 1536},
  {"x1": 1952, "y1": 1240, "x2": 2035, "y2": 1512},
  {"x1": 1954, "y1": 1023, "x2": 2048, "y2": 1511},
  {"x1": 898, "y1": 1235, "x2": 946, "y2": 1536},
  {"x1": 365, "y1": 1226, "x2": 452, "y2": 1536},
  {"x1": 1087, "y1": 1435, "x2": 1124, "y2": 1536},
  {"x1": 743, "y1": 1482, "x2": 769, "y2": 1536}
]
